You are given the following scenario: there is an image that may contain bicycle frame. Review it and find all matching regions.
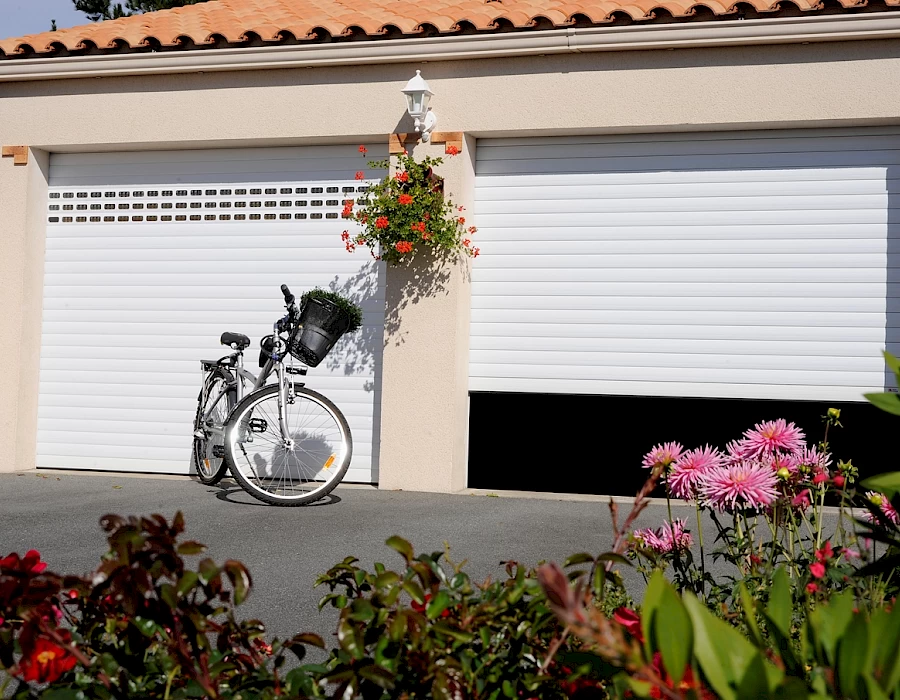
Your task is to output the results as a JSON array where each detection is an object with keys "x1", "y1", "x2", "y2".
[{"x1": 199, "y1": 321, "x2": 298, "y2": 443}]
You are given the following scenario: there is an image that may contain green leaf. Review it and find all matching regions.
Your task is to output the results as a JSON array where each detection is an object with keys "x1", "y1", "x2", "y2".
[
  {"x1": 884, "y1": 351, "x2": 900, "y2": 377},
  {"x1": 737, "y1": 652, "x2": 776, "y2": 699},
  {"x1": 563, "y1": 552, "x2": 595, "y2": 567},
  {"x1": 426, "y1": 590, "x2": 452, "y2": 620},
  {"x1": 401, "y1": 580, "x2": 426, "y2": 605},
  {"x1": 432, "y1": 622, "x2": 474, "y2": 643},
  {"x1": 223, "y1": 560, "x2": 251, "y2": 605},
  {"x1": 738, "y1": 584, "x2": 764, "y2": 647},
  {"x1": 176, "y1": 571, "x2": 199, "y2": 597},
  {"x1": 810, "y1": 590, "x2": 855, "y2": 665},
  {"x1": 337, "y1": 617, "x2": 365, "y2": 660},
  {"x1": 766, "y1": 567, "x2": 792, "y2": 637},
  {"x1": 132, "y1": 616, "x2": 159, "y2": 637},
  {"x1": 863, "y1": 674, "x2": 891, "y2": 700},
  {"x1": 641, "y1": 570, "x2": 668, "y2": 660},
  {"x1": 347, "y1": 598, "x2": 376, "y2": 622},
  {"x1": 877, "y1": 598, "x2": 900, "y2": 690},
  {"x1": 375, "y1": 571, "x2": 401, "y2": 590},
  {"x1": 389, "y1": 610, "x2": 408, "y2": 642},
  {"x1": 684, "y1": 592, "x2": 760, "y2": 700},
  {"x1": 197, "y1": 558, "x2": 221, "y2": 585},
  {"x1": 860, "y1": 472, "x2": 900, "y2": 498},
  {"x1": 176, "y1": 540, "x2": 207, "y2": 555},
  {"x1": 864, "y1": 392, "x2": 900, "y2": 416},
  {"x1": 359, "y1": 664, "x2": 396, "y2": 690},
  {"x1": 837, "y1": 613, "x2": 870, "y2": 700},
  {"x1": 653, "y1": 585, "x2": 693, "y2": 687},
  {"x1": 386, "y1": 536, "x2": 414, "y2": 562}
]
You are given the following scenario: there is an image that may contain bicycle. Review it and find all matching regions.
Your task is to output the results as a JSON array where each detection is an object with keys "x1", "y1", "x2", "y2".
[{"x1": 192, "y1": 284, "x2": 352, "y2": 506}]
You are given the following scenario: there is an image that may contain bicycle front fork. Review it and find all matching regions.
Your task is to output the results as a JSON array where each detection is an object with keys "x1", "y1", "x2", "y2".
[{"x1": 275, "y1": 363, "x2": 294, "y2": 444}]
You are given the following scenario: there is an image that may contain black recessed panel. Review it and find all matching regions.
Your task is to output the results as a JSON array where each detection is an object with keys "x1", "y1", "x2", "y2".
[{"x1": 467, "y1": 392, "x2": 897, "y2": 497}]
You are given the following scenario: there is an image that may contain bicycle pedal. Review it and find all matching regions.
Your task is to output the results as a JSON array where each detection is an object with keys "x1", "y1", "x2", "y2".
[
  {"x1": 248, "y1": 418, "x2": 268, "y2": 433},
  {"x1": 212, "y1": 445, "x2": 226, "y2": 458}
]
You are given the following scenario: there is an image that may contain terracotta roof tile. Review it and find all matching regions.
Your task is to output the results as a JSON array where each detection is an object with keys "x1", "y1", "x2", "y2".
[{"x1": 0, "y1": 0, "x2": 894, "y2": 58}]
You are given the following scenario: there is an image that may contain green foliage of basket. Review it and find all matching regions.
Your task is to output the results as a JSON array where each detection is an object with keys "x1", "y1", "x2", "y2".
[{"x1": 300, "y1": 287, "x2": 363, "y2": 334}]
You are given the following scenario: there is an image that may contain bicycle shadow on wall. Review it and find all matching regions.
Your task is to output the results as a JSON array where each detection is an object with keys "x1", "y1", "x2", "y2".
[{"x1": 321, "y1": 262, "x2": 388, "y2": 392}]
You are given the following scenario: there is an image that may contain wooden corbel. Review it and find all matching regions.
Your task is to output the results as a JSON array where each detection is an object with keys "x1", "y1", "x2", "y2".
[
  {"x1": 389, "y1": 132, "x2": 464, "y2": 155},
  {"x1": 2, "y1": 146, "x2": 28, "y2": 166}
]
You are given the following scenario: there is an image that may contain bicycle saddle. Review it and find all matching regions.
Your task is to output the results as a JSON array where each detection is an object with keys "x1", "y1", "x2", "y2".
[{"x1": 220, "y1": 332, "x2": 251, "y2": 350}]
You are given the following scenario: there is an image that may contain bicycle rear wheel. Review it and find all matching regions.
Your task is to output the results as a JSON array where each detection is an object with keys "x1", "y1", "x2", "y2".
[
  {"x1": 224, "y1": 383, "x2": 352, "y2": 506},
  {"x1": 192, "y1": 368, "x2": 234, "y2": 485}
]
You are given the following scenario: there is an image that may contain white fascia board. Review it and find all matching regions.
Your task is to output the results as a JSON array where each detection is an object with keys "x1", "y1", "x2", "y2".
[{"x1": 1, "y1": 13, "x2": 899, "y2": 82}]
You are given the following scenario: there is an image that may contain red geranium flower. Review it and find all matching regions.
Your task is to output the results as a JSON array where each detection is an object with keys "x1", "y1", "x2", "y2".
[
  {"x1": 358, "y1": 145, "x2": 368, "y2": 154},
  {"x1": 472, "y1": 247, "x2": 480, "y2": 258},
  {"x1": 18, "y1": 635, "x2": 77, "y2": 684},
  {"x1": 833, "y1": 475, "x2": 846, "y2": 488},
  {"x1": 458, "y1": 217, "x2": 466, "y2": 226},
  {"x1": 397, "y1": 194, "x2": 414, "y2": 205},
  {"x1": 445, "y1": 145, "x2": 460, "y2": 156},
  {"x1": 806, "y1": 582, "x2": 819, "y2": 594},
  {"x1": 810, "y1": 562, "x2": 826, "y2": 579},
  {"x1": 463, "y1": 239, "x2": 471, "y2": 247},
  {"x1": 422, "y1": 232, "x2": 432, "y2": 241},
  {"x1": 613, "y1": 608, "x2": 644, "y2": 643},
  {"x1": 355, "y1": 171, "x2": 365, "y2": 180},
  {"x1": 340, "y1": 231, "x2": 350, "y2": 241},
  {"x1": 395, "y1": 172, "x2": 409, "y2": 182},
  {"x1": 375, "y1": 216, "x2": 389, "y2": 229},
  {"x1": 395, "y1": 241, "x2": 413, "y2": 254},
  {"x1": 468, "y1": 226, "x2": 477, "y2": 234}
]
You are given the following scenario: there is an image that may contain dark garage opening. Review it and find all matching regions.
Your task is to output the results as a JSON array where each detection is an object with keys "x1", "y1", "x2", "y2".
[{"x1": 467, "y1": 392, "x2": 898, "y2": 497}]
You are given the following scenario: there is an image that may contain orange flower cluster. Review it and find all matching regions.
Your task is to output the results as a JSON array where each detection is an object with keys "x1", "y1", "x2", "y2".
[{"x1": 394, "y1": 241, "x2": 413, "y2": 254}]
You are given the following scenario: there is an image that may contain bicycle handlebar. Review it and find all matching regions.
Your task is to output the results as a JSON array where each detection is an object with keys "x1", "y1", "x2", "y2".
[{"x1": 281, "y1": 284, "x2": 295, "y2": 306}]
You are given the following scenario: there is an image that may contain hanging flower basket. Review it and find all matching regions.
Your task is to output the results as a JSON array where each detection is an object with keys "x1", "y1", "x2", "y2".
[{"x1": 341, "y1": 145, "x2": 479, "y2": 265}]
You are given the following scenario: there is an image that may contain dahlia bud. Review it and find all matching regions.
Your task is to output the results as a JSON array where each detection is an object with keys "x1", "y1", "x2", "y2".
[
  {"x1": 776, "y1": 467, "x2": 791, "y2": 480},
  {"x1": 827, "y1": 407, "x2": 841, "y2": 420},
  {"x1": 832, "y1": 475, "x2": 845, "y2": 488},
  {"x1": 870, "y1": 493, "x2": 884, "y2": 507}
]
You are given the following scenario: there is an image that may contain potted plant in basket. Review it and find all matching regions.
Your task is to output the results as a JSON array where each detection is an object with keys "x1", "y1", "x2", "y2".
[
  {"x1": 341, "y1": 145, "x2": 479, "y2": 265},
  {"x1": 290, "y1": 288, "x2": 363, "y2": 367}
]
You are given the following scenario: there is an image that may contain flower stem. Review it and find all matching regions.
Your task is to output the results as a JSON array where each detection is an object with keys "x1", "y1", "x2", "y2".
[{"x1": 695, "y1": 502, "x2": 706, "y2": 599}]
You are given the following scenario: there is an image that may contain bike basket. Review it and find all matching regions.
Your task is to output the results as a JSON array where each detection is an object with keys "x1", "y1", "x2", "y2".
[{"x1": 287, "y1": 297, "x2": 352, "y2": 367}]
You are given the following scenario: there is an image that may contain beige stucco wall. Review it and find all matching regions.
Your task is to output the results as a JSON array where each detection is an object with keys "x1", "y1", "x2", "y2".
[{"x1": 2, "y1": 37, "x2": 900, "y2": 481}]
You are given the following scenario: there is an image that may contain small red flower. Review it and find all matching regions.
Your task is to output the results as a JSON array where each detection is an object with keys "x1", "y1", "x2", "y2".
[
  {"x1": 833, "y1": 474, "x2": 846, "y2": 488},
  {"x1": 806, "y1": 582, "x2": 819, "y2": 594},
  {"x1": 394, "y1": 171, "x2": 410, "y2": 182},
  {"x1": 472, "y1": 247, "x2": 480, "y2": 258},
  {"x1": 423, "y1": 213, "x2": 430, "y2": 220},
  {"x1": 358, "y1": 145, "x2": 368, "y2": 154},
  {"x1": 810, "y1": 562, "x2": 826, "y2": 579},
  {"x1": 68, "y1": 590, "x2": 78, "y2": 600},
  {"x1": 445, "y1": 145, "x2": 460, "y2": 156},
  {"x1": 355, "y1": 171, "x2": 365, "y2": 180},
  {"x1": 356, "y1": 236, "x2": 366, "y2": 245},
  {"x1": 18, "y1": 635, "x2": 77, "y2": 684},
  {"x1": 422, "y1": 232, "x2": 432, "y2": 241},
  {"x1": 457, "y1": 217, "x2": 466, "y2": 226},
  {"x1": 463, "y1": 239, "x2": 471, "y2": 247},
  {"x1": 457, "y1": 205, "x2": 465, "y2": 212},
  {"x1": 395, "y1": 241, "x2": 413, "y2": 254},
  {"x1": 341, "y1": 231, "x2": 350, "y2": 241},
  {"x1": 815, "y1": 541, "x2": 834, "y2": 563},
  {"x1": 792, "y1": 488, "x2": 811, "y2": 509},
  {"x1": 813, "y1": 472, "x2": 828, "y2": 485},
  {"x1": 0, "y1": 550, "x2": 48, "y2": 575},
  {"x1": 253, "y1": 639, "x2": 274, "y2": 656},
  {"x1": 397, "y1": 194, "x2": 414, "y2": 205},
  {"x1": 468, "y1": 226, "x2": 477, "y2": 234},
  {"x1": 613, "y1": 608, "x2": 644, "y2": 643},
  {"x1": 411, "y1": 222, "x2": 426, "y2": 233},
  {"x1": 375, "y1": 216, "x2": 389, "y2": 229}
]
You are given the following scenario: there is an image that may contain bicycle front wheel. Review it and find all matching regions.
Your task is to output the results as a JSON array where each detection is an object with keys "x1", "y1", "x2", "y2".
[{"x1": 224, "y1": 384, "x2": 352, "y2": 506}]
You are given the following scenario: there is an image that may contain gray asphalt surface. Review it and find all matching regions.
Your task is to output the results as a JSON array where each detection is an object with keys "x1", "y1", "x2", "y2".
[{"x1": 0, "y1": 472, "x2": 704, "y2": 647}]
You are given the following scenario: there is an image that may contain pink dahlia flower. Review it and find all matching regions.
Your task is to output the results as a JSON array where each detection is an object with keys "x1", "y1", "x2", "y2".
[
  {"x1": 669, "y1": 446, "x2": 723, "y2": 500},
  {"x1": 796, "y1": 445, "x2": 832, "y2": 472},
  {"x1": 767, "y1": 451, "x2": 800, "y2": 475},
  {"x1": 738, "y1": 419, "x2": 805, "y2": 457},
  {"x1": 632, "y1": 519, "x2": 693, "y2": 554},
  {"x1": 865, "y1": 491, "x2": 900, "y2": 525},
  {"x1": 700, "y1": 462, "x2": 779, "y2": 512},
  {"x1": 641, "y1": 442, "x2": 683, "y2": 471}
]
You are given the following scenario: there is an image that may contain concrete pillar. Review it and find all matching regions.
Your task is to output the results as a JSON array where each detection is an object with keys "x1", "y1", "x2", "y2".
[
  {"x1": 377, "y1": 135, "x2": 475, "y2": 493},
  {"x1": 0, "y1": 147, "x2": 49, "y2": 473}
]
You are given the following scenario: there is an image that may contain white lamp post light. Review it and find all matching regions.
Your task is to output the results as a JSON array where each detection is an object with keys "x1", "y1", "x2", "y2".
[{"x1": 401, "y1": 70, "x2": 436, "y2": 142}]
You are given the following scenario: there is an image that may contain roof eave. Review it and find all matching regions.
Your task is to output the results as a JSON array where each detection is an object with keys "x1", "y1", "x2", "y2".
[{"x1": 0, "y1": 13, "x2": 898, "y2": 83}]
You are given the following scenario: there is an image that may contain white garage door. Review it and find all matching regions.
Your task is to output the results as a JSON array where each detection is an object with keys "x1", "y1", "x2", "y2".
[
  {"x1": 39, "y1": 145, "x2": 385, "y2": 482},
  {"x1": 472, "y1": 127, "x2": 898, "y2": 401}
]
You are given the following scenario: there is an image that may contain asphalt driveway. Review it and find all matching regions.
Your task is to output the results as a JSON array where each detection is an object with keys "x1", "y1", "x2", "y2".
[{"x1": 0, "y1": 472, "x2": 684, "y2": 646}]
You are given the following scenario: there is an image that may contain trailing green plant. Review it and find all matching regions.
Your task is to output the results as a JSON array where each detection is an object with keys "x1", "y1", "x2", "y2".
[
  {"x1": 341, "y1": 146, "x2": 479, "y2": 265},
  {"x1": 300, "y1": 288, "x2": 363, "y2": 333}
]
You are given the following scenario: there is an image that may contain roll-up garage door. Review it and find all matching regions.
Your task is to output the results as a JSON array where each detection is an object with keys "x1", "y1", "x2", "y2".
[
  {"x1": 471, "y1": 128, "x2": 899, "y2": 402},
  {"x1": 39, "y1": 145, "x2": 385, "y2": 481}
]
